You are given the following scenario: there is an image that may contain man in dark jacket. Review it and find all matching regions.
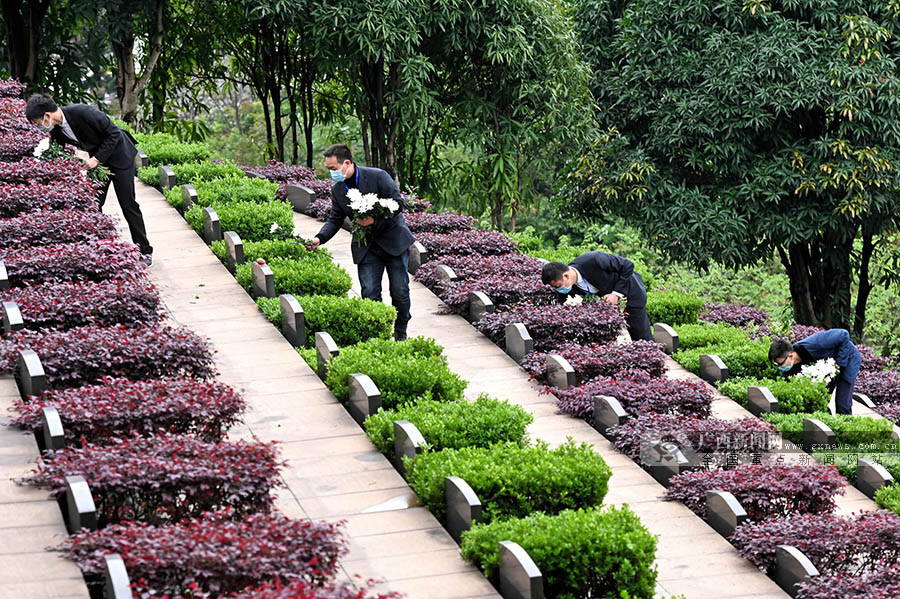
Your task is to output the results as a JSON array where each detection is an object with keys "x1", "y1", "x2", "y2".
[
  {"x1": 769, "y1": 329, "x2": 862, "y2": 415},
  {"x1": 541, "y1": 251, "x2": 652, "y2": 341},
  {"x1": 310, "y1": 144, "x2": 415, "y2": 340},
  {"x1": 26, "y1": 93, "x2": 152, "y2": 265}
]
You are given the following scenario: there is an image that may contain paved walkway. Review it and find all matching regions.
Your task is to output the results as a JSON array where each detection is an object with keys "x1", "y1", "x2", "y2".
[{"x1": 292, "y1": 213, "x2": 790, "y2": 599}]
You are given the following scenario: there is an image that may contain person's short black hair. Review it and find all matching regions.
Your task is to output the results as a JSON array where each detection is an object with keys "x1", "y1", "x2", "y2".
[
  {"x1": 324, "y1": 144, "x2": 353, "y2": 163},
  {"x1": 25, "y1": 93, "x2": 58, "y2": 122},
  {"x1": 769, "y1": 338, "x2": 794, "y2": 363},
  {"x1": 541, "y1": 261, "x2": 570, "y2": 285}
]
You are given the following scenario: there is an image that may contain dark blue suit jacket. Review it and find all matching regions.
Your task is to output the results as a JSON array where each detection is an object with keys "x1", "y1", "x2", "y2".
[
  {"x1": 51, "y1": 105, "x2": 137, "y2": 171},
  {"x1": 315, "y1": 165, "x2": 415, "y2": 264},
  {"x1": 559, "y1": 251, "x2": 647, "y2": 307},
  {"x1": 793, "y1": 328, "x2": 862, "y2": 383}
]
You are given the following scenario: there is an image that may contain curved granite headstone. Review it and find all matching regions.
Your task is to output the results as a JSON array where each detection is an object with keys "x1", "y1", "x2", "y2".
[
  {"x1": 2, "y1": 300, "x2": 24, "y2": 333},
  {"x1": 857, "y1": 458, "x2": 894, "y2": 499},
  {"x1": 505, "y1": 323, "x2": 534, "y2": 363},
  {"x1": 40, "y1": 406, "x2": 65, "y2": 451},
  {"x1": 224, "y1": 231, "x2": 244, "y2": 273},
  {"x1": 747, "y1": 385, "x2": 779, "y2": 416},
  {"x1": 699, "y1": 354, "x2": 729, "y2": 383},
  {"x1": 393, "y1": 420, "x2": 427, "y2": 476},
  {"x1": 251, "y1": 261, "x2": 275, "y2": 299},
  {"x1": 64, "y1": 475, "x2": 97, "y2": 533},
  {"x1": 279, "y1": 294, "x2": 305, "y2": 347},
  {"x1": 16, "y1": 349, "x2": 47, "y2": 399},
  {"x1": 706, "y1": 490, "x2": 748, "y2": 538},
  {"x1": 408, "y1": 241, "x2": 429, "y2": 275},
  {"x1": 468, "y1": 291, "x2": 495, "y2": 321},
  {"x1": 652, "y1": 323, "x2": 679, "y2": 354},
  {"x1": 347, "y1": 373, "x2": 382, "y2": 425},
  {"x1": 315, "y1": 332, "x2": 339, "y2": 380},
  {"x1": 286, "y1": 184, "x2": 314, "y2": 212},
  {"x1": 202, "y1": 207, "x2": 222, "y2": 244},
  {"x1": 181, "y1": 183, "x2": 198, "y2": 212},
  {"x1": 775, "y1": 545, "x2": 819, "y2": 598},
  {"x1": 103, "y1": 554, "x2": 133, "y2": 599},
  {"x1": 0, "y1": 260, "x2": 8, "y2": 290},
  {"x1": 592, "y1": 395, "x2": 628, "y2": 436},
  {"x1": 434, "y1": 265, "x2": 459, "y2": 283},
  {"x1": 801, "y1": 418, "x2": 836, "y2": 453},
  {"x1": 445, "y1": 476, "x2": 483, "y2": 543},
  {"x1": 546, "y1": 354, "x2": 576, "y2": 390},
  {"x1": 498, "y1": 541, "x2": 544, "y2": 599},
  {"x1": 158, "y1": 165, "x2": 176, "y2": 190}
]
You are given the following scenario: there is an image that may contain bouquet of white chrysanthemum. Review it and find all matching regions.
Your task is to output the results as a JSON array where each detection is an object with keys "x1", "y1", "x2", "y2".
[
  {"x1": 800, "y1": 357, "x2": 838, "y2": 385},
  {"x1": 346, "y1": 188, "x2": 400, "y2": 246},
  {"x1": 32, "y1": 137, "x2": 51, "y2": 158}
]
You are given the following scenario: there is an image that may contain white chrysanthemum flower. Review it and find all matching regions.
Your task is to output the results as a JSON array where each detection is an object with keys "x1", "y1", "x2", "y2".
[
  {"x1": 800, "y1": 358, "x2": 837, "y2": 384},
  {"x1": 564, "y1": 295, "x2": 583, "y2": 306},
  {"x1": 379, "y1": 198, "x2": 400, "y2": 213},
  {"x1": 269, "y1": 222, "x2": 281, "y2": 234},
  {"x1": 33, "y1": 137, "x2": 50, "y2": 158}
]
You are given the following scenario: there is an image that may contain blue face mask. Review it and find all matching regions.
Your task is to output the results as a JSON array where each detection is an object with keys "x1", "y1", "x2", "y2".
[
  {"x1": 778, "y1": 363, "x2": 792, "y2": 373},
  {"x1": 555, "y1": 285, "x2": 572, "y2": 294},
  {"x1": 329, "y1": 168, "x2": 345, "y2": 182}
]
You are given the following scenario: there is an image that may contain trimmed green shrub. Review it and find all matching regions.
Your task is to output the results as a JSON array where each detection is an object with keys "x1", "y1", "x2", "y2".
[
  {"x1": 875, "y1": 483, "x2": 900, "y2": 515},
  {"x1": 673, "y1": 340, "x2": 778, "y2": 379},
  {"x1": 718, "y1": 376, "x2": 830, "y2": 413},
  {"x1": 297, "y1": 347, "x2": 316, "y2": 371},
  {"x1": 363, "y1": 395, "x2": 532, "y2": 458},
  {"x1": 764, "y1": 411, "x2": 896, "y2": 447},
  {"x1": 813, "y1": 452, "x2": 900, "y2": 485},
  {"x1": 210, "y1": 238, "x2": 331, "y2": 265},
  {"x1": 324, "y1": 337, "x2": 466, "y2": 409},
  {"x1": 236, "y1": 258, "x2": 352, "y2": 298},
  {"x1": 675, "y1": 323, "x2": 751, "y2": 350},
  {"x1": 134, "y1": 133, "x2": 210, "y2": 165},
  {"x1": 256, "y1": 295, "x2": 395, "y2": 346},
  {"x1": 138, "y1": 161, "x2": 245, "y2": 188},
  {"x1": 460, "y1": 507, "x2": 658, "y2": 599},
  {"x1": 190, "y1": 176, "x2": 278, "y2": 206},
  {"x1": 406, "y1": 440, "x2": 611, "y2": 522},
  {"x1": 646, "y1": 289, "x2": 704, "y2": 325},
  {"x1": 185, "y1": 200, "x2": 294, "y2": 241}
]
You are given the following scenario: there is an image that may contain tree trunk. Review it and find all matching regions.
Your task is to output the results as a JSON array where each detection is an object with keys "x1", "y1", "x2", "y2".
[
  {"x1": 111, "y1": 0, "x2": 166, "y2": 123},
  {"x1": 853, "y1": 231, "x2": 876, "y2": 338},
  {"x1": 2, "y1": 0, "x2": 51, "y2": 84},
  {"x1": 778, "y1": 236, "x2": 855, "y2": 331}
]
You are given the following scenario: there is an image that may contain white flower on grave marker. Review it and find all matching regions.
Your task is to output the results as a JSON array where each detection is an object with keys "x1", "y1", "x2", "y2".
[
  {"x1": 33, "y1": 137, "x2": 50, "y2": 158},
  {"x1": 800, "y1": 357, "x2": 837, "y2": 385},
  {"x1": 564, "y1": 295, "x2": 583, "y2": 306}
]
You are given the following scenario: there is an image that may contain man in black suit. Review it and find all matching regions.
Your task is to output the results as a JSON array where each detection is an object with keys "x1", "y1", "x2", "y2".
[
  {"x1": 310, "y1": 144, "x2": 415, "y2": 341},
  {"x1": 541, "y1": 251, "x2": 653, "y2": 341},
  {"x1": 26, "y1": 93, "x2": 153, "y2": 265}
]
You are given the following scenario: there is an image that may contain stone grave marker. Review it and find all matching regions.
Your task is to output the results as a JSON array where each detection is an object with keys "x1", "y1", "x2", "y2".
[
  {"x1": 279, "y1": 294, "x2": 305, "y2": 347},
  {"x1": 468, "y1": 291, "x2": 495, "y2": 321},
  {"x1": 181, "y1": 183, "x2": 198, "y2": 212},
  {"x1": 2, "y1": 300, "x2": 24, "y2": 333},
  {"x1": 315, "y1": 332, "x2": 339, "y2": 380},
  {"x1": 652, "y1": 323, "x2": 679, "y2": 354},
  {"x1": 699, "y1": 354, "x2": 729, "y2": 383},
  {"x1": 498, "y1": 541, "x2": 544, "y2": 599},
  {"x1": 251, "y1": 261, "x2": 275, "y2": 299},
  {"x1": 286, "y1": 184, "x2": 314, "y2": 212},
  {"x1": 0, "y1": 260, "x2": 8, "y2": 290},
  {"x1": 706, "y1": 490, "x2": 748, "y2": 538},
  {"x1": 775, "y1": 545, "x2": 819, "y2": 598},
  {"x1": 103, "y1": 554, "x2": 133, "y2": 599},
  {"x1": 16, "y1": 349, "x2": 47, "y2": 399},
  {"x1": 649, "y1": 440, "x2": 692, "y2": 486},
  {"x1": 857, "y1": 458, "x2": 894, "y2": 499},
  {"x1": 435, "y1": 265, "x2": 459, "y2": 283},
  {"x1": 64, "y1": 475, "x2": 97, "y2": 533},
  {"x1": 393, "y1": 420, "x2": 426, "y2": 477},
  {"x1": 802, "y1": 418, "x2": 836, "y2": 453},
  {"x1": 852, "y1": 392, "x2": 877, "y2": 410},
  {"x1": 135, "y1": 150, "x2": 149, "y2": 168},
  {"x1": 202, "y1": 207, "x2": 222, "y2": 244},
  {"x1": 445, "y1": 476, "x2": 483, "y2": 543},
  {"x1": 40, "y1": 406, "x2": 65, "y2": 451},
  {"x1": 747, "y1": 386, "x2": 779, "y2": 416},
  {"x1": 224, "y1": 231, "x2": 244, "y2": 273},
  {"x1": 546, "y1": 354, "x2": 576, "y2": 390},
  {"x1": 592, "y1": 395, "x2": 628, "y2": 436},
  {"x1": 347, "y1": 373, "x2": 382, "y2": 425},
  {"x1": 505, "y1": 323, "x2": 533, "y2": 363},
  {"x1": 408, "y1": 241, "x2": 429, "y2": 275},
  {"x1": 158, "y1": 165, "x2": 176, "y2": 189}
]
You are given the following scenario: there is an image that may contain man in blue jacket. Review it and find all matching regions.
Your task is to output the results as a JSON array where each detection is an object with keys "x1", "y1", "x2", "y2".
[
  {"x1": 769, "y1": 329, "x2": 862, "y2": 415},
  {"x1": 310, "y1": 144, "x2": 415, "y2": 341},
  {"x1": 541, "y1": 251, "x2": 652, "y2": 341}
]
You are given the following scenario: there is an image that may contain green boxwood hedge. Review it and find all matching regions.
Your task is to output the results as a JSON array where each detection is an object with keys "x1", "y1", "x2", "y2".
[
  {"x1": 138, "y1": 161, "x2": 245, "y2": 188},
  {"x1": 460, "y1": 507, "x2": 658, "y2": 599},
  {"x1": 134, "y1": 132, "x2": 210, "y2": 165},
  {"x1": 814, "y1": 452, "x2": 900, "y2": 485},
  {"x1": 185, "y1": 200, "x2": 294, "y2": 241},
  {"x1": 297, "y1": 347, "x2": 317, "y2": 370},
  {"x1": 717, "y1": 376, "x2": 831, "y2": 413},
  {"x1": 363, "y1": 395, "x2": 532, "y2": 458},
  {"x1": 675, "y1": 323, "x2": 751, "y2": 350},
  {"x1": 211, "y1": 238, "x2": 329, "y2": 265},
  {"x1": 876, "y1": 483, "x2": 900, "y2": 515},
  {"x1": 324, "y1": 337, "x2": 466, "y2": 409},
  {"x1": 406, "y1": 440, "x2": 611, "y2": 522},
  {"x1": 763, "y1": 411, "x2": 896, "y2": 447},
  {"x1": 166, "y1": 176, "x2": 277, "y2": 208},
  {"x1": 236, "y1": 258, "x2": 352, "y2": 298},
  {"x1": 256, "y1": 295, "x2": 395, "y2": 347},
  {"x1": 673, "y1": 340, "x2": 778, "y2": 379},
  {"x1": 646, "y1": 290, "x2": 704, "y2": 325}
]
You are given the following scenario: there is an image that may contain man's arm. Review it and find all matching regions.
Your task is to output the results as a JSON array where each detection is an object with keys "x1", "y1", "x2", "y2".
[
  {"x1": 314, "y1": 197, "x2": 344, "y2": 245},
  {"x1": 592, "y1": 252, "x2": 635, "y2": 296}
]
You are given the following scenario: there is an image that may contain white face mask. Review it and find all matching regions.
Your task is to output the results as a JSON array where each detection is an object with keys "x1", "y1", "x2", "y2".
[{"x1": 35, "y1": 115, "x2": 53, "y2": 132}]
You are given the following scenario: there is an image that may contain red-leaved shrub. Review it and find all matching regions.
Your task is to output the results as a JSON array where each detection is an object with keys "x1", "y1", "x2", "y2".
[
  {"x1": 0, "y1": 209, "x2": 117, "y2": 248},
  {"x1": 439, "y1": 275, "x2": 556, "y2": 314},
  {"x1": 414, "y1": 253, "x2": 542, "y2": 291},
  {"x1": 0, "y1": 128, "x2": 46, "y2": 161},
  {"x1": 416, "y1": 230, "x2": 518, "y2": 257},
  {"x1": 11, "y1": 377, "x2": 244, "y2": 443},
  {"x1": 306, "y1": 195, "x2": 332, "y2": 221},
  {"x1": 664, "y1": 463, "x2": 845, "y2": 521},
  {"x1": 877, "y1": 402, "x2": 900, "y2": 423},
  {"x1": 520, "y1": 340, "x2": 668, "y2": 384},
  {"x1": 1, "y1": 279, "x2": 160, "y2": 330},
  {"x1": 476, "y1": 302, "x2": 625, "y2": 350},
  {"x1": 731, "y1": 510, "x2": 900, "y2": 574},
  {"x1": 0, "y1": 240, "x2": 146, "y2": 286},
  {"x1": 404, "y1": 211, "x2": 476, "y2": 233},
  {"x1": 0, "y1": 179, "x2": 97, "y2": 217},
  {"x1": 796, "y1": 565, "x2": 900, "y2": 599},
  {"x1": 789, "y1": 324, "x2": 824, "y2": 342},
  {"x1": 61, "y1": 512, "x2": 347, "y2": 596},
  {"x1": 859, "y1": 344, "x2": 892, "y2": 373},
  {"x1": 0, "y1": 79, "x2": 26, "y2": 98},
  {"x1": 553, "y1": 370, "x2": 713, "y2": 419},
  {"x1": 0, "y1": 324, "x2": 215, "y2": 389},
  {"x1": 231, "y1": 579, "x2": 402, "y2": 599},
  {"x1": 856, "y1": 370, "x2": 900, "y2": 405},
  {"x1": 699, "y1": 303, "x2": 769, "y2": 327},
  {"x1": 0, "y1": 157, "x2": 89, "y2": 185},
  {"x1": 20, "y1": 434, "x2": 281, "y2": 524},
  {"x1": 607, "y1": 413, "x2": 777, "y2": 463},
  {"x1": 244, "y1": 161, "x2": 319, "y2": 182}
]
